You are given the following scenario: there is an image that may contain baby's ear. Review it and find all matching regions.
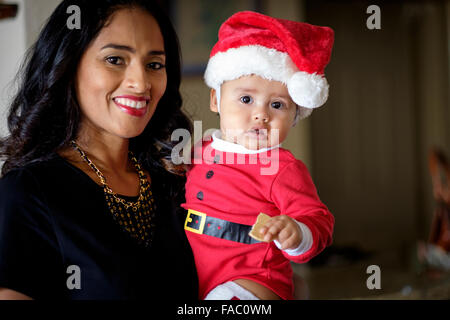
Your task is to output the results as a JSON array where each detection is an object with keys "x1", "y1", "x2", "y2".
[{"x1": 210, "y1": 89, "x2": 219, "y2": 113}]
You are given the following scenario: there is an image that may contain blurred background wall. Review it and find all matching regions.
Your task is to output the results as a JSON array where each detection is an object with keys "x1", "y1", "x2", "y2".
[
  {"x1": 306, "y1": 0, "x2": 450, "y2": 254},
  {"x1": 0, "y1": 0, "x2": 61, "y2": 137},
  {"x1": 0, "y1": 0, "x2": 449, "y2": 298}
]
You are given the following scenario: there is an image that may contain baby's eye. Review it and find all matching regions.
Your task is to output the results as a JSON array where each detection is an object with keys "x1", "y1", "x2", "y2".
[
  {"x1": 106, "y1": 56, "x2": 124, "y2": 65},
  {"x1": 148, "y1": 62, "x2": 166, "y2": 70},
  {"x1": 240, "y1": 96, "x2": 253, "y2": 104},
  {"x1": 271, "y1": 101, "x2": 284, "y2": 109}
]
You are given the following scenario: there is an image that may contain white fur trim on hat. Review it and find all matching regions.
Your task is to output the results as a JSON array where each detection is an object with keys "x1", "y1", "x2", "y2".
[
  {"x1": 204, "y1": 45, "x2": 329, "y2": 116},
  {"x1": 205, "y1": 45, "x2": 295, "y2": 89}
]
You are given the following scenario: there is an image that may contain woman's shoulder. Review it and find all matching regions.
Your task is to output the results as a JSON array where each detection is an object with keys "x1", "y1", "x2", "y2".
[
  {"x1": 2, "y1": 154, "x2": 59, "y2": 179},
  {"x1": 0, "y1": 155, "x2": 75, "y2": 200},
  {"x1": 1, "y1": 162, "x2": 44, "y2": 194},
  {"x1": 0, "y1": 158, "x2": 63, "y2": 226},
  {"x1": 0, "y1": 153, "x2": 101, "y2": 227}
]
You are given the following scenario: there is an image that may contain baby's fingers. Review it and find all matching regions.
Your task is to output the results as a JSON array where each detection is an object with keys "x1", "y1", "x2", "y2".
[
  {"x1": 279, "y1": 233, "x2": 298, "y2": 250},
  {"x1": 277, "y1": 227, "x2": 293, "y2": 244},
  {"x1": 258, "y1": 219, "x2": 275, "y2": 236},
  {"x1": 262, "y1": 220, "x2": 284, "y2": 242}
]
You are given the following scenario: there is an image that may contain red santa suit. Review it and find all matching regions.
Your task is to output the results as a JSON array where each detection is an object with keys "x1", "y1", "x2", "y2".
[{"x1": 182, "y1": 131, "x2": 334, "y2": 300}]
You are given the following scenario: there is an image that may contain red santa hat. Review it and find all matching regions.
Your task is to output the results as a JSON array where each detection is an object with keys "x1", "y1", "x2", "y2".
[{"x1": 204, "y1": 11, "x2": 334, "y2": 120}]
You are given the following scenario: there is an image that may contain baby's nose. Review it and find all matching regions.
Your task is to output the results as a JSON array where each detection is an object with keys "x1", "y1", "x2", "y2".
[{"x1": 253, "y1": 108, "x2": 269, "y2": 122}]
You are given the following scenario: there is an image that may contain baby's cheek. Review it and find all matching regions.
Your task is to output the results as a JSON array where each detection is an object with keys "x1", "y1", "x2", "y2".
[{"x1": 271, "y1": 129, "x2": 288, "y2": 145}]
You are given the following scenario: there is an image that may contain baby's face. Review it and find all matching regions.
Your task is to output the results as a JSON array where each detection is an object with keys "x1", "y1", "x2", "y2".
[{"x1": 210, "y1": 75, "x2": 297, "y2": 150}]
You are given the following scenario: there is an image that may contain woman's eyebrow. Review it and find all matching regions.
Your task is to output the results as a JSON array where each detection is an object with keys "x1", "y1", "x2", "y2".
[{"x1": 100, "y1": 43, "x2": 165, "y2": 56}]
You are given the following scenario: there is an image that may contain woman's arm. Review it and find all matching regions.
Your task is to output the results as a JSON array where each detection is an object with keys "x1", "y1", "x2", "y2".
[{"x1": 0, "y1": 287, "x2": 33, "y2": 300}]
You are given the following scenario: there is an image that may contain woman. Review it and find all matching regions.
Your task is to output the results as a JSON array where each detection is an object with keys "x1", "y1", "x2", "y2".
[{"x1": 0, "y1": 0, "x2": 198, "y2": 299}]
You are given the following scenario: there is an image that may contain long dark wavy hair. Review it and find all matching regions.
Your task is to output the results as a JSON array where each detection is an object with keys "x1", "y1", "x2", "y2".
[{"x1": 0, "y1": 0, "x2": 192, "y2": 192}]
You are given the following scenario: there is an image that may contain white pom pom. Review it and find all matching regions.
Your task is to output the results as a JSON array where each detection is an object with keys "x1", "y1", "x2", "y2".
[{"x1": 288, "y1": 72, "x2": 329, "y2": 109}]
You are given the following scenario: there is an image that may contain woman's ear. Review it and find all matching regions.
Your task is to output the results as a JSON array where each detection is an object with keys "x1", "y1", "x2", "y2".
[{"x1": 210, "y1": 89, "x2": 219, "y2": 113}]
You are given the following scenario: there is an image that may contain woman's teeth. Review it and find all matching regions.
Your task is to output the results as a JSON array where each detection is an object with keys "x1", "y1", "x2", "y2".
[{"x1": 114, "y1": 98, "x2": 147, "y2": 109}]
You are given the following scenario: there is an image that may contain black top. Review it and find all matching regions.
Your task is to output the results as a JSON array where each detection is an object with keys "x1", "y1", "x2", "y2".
[{"x1": 0, "y1": 154, "x2": 198, "y2": 300}]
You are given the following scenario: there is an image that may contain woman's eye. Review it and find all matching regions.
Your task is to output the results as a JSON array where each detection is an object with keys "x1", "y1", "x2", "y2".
[
  {"x1": 240, "y1": 96, "x2": 253, "y2": 104},
  {"x1": 106, "y1": 56, "x2": 124, "y2": 65},
  {"x1": 271, "y1": 101, "x2": 284, "y2": 109},
  {"x1": 148, "y1": 62, "x2": 165, "y2": 70}
]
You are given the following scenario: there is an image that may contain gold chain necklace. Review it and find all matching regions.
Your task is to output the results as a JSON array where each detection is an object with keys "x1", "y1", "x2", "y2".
[{"x1": 71, "y1": 140, "x2": 156, "y2": 247}]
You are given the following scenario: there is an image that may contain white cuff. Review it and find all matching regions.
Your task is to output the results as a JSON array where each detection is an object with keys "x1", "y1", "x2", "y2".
[{"x1": 274, "y1": 220, "x2": 313, "y2": 256}]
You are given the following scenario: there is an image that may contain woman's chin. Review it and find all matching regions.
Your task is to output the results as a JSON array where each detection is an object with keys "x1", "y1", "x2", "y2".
[{"x1": 113, "y1": 126, "x2": 147, "y2": 139}]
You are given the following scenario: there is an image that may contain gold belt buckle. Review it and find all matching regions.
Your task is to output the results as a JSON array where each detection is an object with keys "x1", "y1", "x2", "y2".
[{"x1": 185, "y1": 209, "x2": 207, "y2": 234}]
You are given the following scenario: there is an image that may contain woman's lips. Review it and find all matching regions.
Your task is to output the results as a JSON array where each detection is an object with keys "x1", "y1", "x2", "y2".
[
  {"x1": 113, "y1": 96, "x2": 150, "y2": 117},
  {"x1": 115, "y1": 95, "x2": 150, "y2": 102}
]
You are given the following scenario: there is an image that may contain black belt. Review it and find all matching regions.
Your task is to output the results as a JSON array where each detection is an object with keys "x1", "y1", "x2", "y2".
[{"x1": 184, "y1": 209, "x2": 260, "y2": 245}]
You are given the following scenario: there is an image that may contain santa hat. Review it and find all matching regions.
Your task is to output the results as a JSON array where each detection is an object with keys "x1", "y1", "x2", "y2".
[{"x1": 204, "y1": 11, "x2": 334, "y2": 120}]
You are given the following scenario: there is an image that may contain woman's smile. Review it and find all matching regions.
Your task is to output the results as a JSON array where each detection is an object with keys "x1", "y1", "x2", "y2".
[{"x1": 113, "y1": 95, "x2": 151, "y2": 117}]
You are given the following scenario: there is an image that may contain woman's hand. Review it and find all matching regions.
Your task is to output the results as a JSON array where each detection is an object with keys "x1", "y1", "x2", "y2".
[
  {"x1": 0, "y1": 288, "x2": 32, "y2": 300},
  {"x1": 258, "y1": 215, "x2": 303, "y2": 250}
]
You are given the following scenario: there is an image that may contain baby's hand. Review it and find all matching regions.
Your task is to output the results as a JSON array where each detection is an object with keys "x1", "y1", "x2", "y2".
[{"x1": 259, "y1": 215, "x2": 302, "y2": 250}]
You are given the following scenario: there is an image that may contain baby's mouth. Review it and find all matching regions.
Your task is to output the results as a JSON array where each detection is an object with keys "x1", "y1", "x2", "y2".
[{"x1": 247, "y1": 128, "x2": 268, "y2": 138}]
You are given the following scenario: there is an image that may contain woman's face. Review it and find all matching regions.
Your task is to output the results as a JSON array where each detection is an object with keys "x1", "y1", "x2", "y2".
[{"x1": 75, "y1": 7, "x2": 167, "y2": 140}]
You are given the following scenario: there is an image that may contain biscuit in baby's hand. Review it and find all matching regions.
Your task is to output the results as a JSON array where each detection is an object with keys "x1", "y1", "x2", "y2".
[{"x1": 249, "y1": 213, "x2": 271, "y2": 242}]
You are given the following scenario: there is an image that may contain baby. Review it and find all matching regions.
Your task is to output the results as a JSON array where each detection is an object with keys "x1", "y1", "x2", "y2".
[{"x1": 182, "y1": 11, "x2": 335, "y2": 300}]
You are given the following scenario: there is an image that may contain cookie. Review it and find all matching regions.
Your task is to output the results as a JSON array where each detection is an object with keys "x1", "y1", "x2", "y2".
[{"x1": 249, "y1": 213, "x2": 272, "y2": 242}]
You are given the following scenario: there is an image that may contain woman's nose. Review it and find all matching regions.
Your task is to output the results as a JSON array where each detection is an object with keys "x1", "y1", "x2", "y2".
[{"x1": 125, "y1": 64, "x2": 151, "y2": 92}]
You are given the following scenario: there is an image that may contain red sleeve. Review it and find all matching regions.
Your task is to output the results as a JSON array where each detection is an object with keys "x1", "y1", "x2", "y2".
[{"x1": 270, "y1": 160, "x2": 334, "y2": 263}]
